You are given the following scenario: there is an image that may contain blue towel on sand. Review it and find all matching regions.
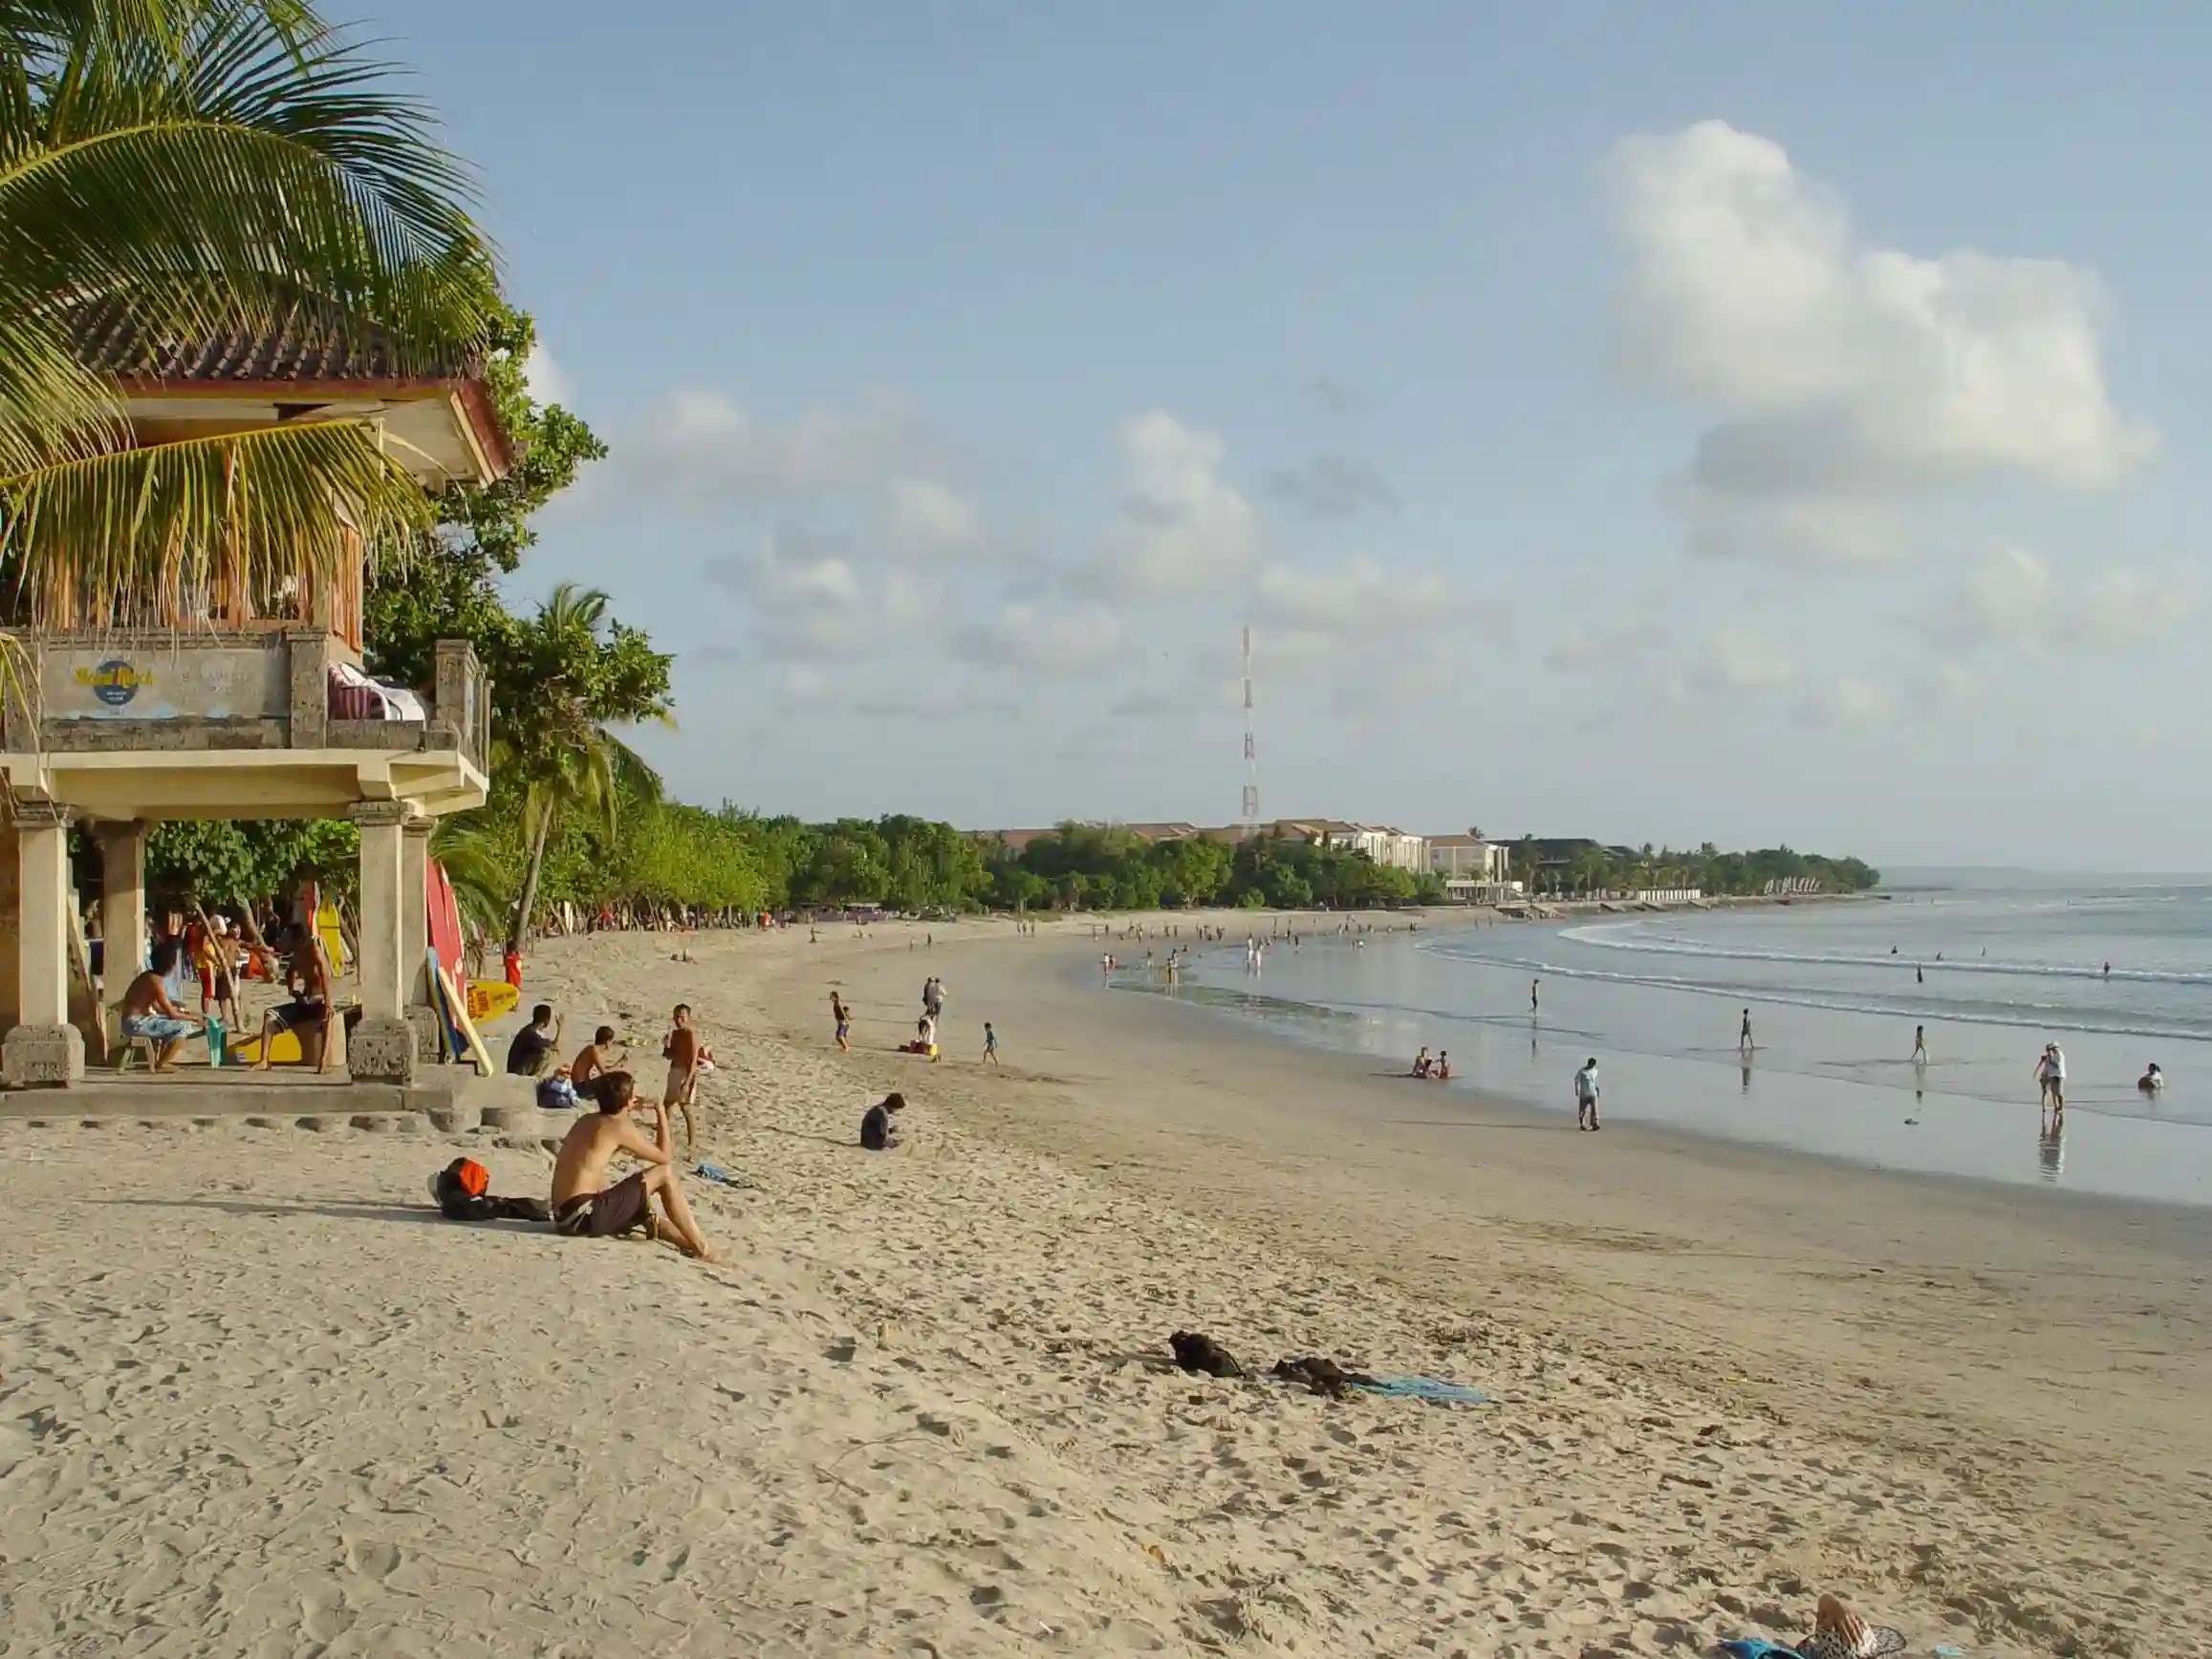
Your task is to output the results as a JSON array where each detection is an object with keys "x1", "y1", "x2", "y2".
[
  {"x1": 1718, "y1": 1642, "x2": 1803, "y2": 1659},
  {"x1": 1354, "y1": 1376, "x2": 1491, "y2": 1405},
  {"x1": 693, "y1": 1162, "x2": 754, "y2": 1189}
]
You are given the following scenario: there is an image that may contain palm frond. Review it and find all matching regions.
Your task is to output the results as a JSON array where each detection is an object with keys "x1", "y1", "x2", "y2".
[
  {"x1": 427, "y1": 815, "x2": 511, "y2": 940},
  {"x1": 1, "y1": 1, "x2": 494, "y2": 364},
  {"x1": 0, "y1": 416, "x2": 429, "y2": 625}
]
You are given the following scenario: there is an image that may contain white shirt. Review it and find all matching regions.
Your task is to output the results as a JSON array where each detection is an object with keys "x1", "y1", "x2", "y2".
[
  {"x1": 2048, "y1": 1046, "x2": 2066, "y2": 1081},
  {"x1": 1574, "y1": 1064, "x2": 1600, "y2": 1102}
]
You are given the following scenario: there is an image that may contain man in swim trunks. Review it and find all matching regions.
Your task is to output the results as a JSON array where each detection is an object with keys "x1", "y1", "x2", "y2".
[
  {"x1": 252, "y1": 928, "x2": 333, "y2": 1072},
  {"x1": 119, "y1": 947, "x2": 204, "y2": 1071},
  {"x1": 549, "y1": 1072, "x2": 715, "y2": 1260},
  {"x1": 662, "y1": 1003, "x2": 701, "y2": 1150},
  {"x1": 831, "y1": 991, "x2": 851, "y2": 1052}
]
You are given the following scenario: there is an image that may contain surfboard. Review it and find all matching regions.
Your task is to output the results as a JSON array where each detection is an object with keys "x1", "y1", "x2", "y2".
[
  {"x1": 425, "y1": 859, "x2": 464, "y2": 979},
  {"x1": 228, "y1": 1029, "x2": 305, "y2": 1065},
  {"x1": 465, "y1": 979, "x2": 519, "y2": 1024},
  {"x1": 433, "y1": 960, "x2": 493, "y2": 1076},
  {"x1": 315, "y1": 900, "x2": 346, "y2": 971}
]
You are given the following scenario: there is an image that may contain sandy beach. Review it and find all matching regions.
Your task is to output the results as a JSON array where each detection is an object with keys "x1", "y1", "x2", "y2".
[{"x1": 4, "y1": 914, "x2": 2206, "y2": 1657}]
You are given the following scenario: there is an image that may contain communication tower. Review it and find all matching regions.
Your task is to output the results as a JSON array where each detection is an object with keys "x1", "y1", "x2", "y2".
[{"x1": 1241, "y1": 625, "x2": 1258, "y2": 837}]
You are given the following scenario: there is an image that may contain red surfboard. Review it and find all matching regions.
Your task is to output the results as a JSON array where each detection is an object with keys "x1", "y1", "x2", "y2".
[{"x1": 425, "y1": 858, "x2": 464, "y2": 980}]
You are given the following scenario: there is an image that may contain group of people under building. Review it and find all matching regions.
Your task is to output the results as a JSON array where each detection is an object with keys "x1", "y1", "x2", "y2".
[{"x1": 108, "y1": 904, "x2": 341, "y2": 1074}]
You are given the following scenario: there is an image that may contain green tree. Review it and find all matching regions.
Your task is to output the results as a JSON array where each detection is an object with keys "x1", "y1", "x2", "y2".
[
  {"x1": 363, "y1": 304, "x2": 608, "y2": 691},
  {"x1": 0, "y1": 0, "x2": 498, "y2": 620},
  {"x1": 500, "y1": 582, "x2": 672, "y2": 950}
]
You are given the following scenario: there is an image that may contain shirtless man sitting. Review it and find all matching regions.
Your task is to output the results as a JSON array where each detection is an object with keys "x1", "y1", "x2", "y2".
[
  {"x1": 570, "y1": 1025, "x2": 618, "y2": 1096},
  {"x1": 251, "y1": 928, "x2": 333, "y2": 1072},
  {"x1": 119, "y1": 947, "x2": 204, "y2": 1072},
  {"x1": 549, "y1": 1071, "x2": 715, "y2": 1260}
]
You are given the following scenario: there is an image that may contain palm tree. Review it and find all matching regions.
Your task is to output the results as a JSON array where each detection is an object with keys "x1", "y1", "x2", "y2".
[
  {"x1": 0, "y1": 0, "x2": 497, "y2": 626},
  {"x1": 499, "y1": 583, "x2": 672, "y2": 952}
]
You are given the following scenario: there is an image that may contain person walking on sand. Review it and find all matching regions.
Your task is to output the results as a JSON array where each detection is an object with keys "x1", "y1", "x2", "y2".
[
  {"x1": 1530, "y1": 978, "x2": 1541, "y2": 1015},
  {"x1": 831, "y1": 991, "x2": 852, "y2": 1052},
  {"x1": 2045, "y1": 1041, "x2": 2067, "y2": 1116},
  {"x1": 661, "y1": 1004, "x2": 703, "y2": 1151},
  {"x1": 2033, "y1": 1043, "x2": 2056, "y2": 1112},
  {"x1": 983, "y1": 1020, "x2": 1001, "y2": 1066},
  {"x1": 1739, "y1": 1008, "x2": 1754, "y2": 1054},
  {"x1": 550, "y1": 1072, "x2": 716, "y2": 1261},
  {"x1": 1573, "y1": 1057, "x2": 1601, "y2": 1130},
  {"x1": 1911, "y1": 1025, "x2": 1928, "y2": 1065}
]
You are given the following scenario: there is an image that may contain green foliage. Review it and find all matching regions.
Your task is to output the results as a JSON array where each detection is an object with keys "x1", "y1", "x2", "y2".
[
  {"x1": 146, "y1": 818, "x2": 358, "y2": 909},
  {"x1": 1506, "y1": 838, "x2": 1880, "y2": 898},
  {"x1": 363, "y1": 304, "x2": 609, "y2": 692},
  {"x1": 0, "y1": 0, "x2": 499, "y2": 618}
]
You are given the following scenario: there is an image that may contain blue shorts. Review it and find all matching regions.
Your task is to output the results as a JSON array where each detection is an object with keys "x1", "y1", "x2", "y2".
[{"x1": 122, "y1": 1014, "x2": 195, "y2": 1042}]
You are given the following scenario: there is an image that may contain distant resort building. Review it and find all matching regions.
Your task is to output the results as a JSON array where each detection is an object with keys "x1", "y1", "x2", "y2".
[{"x1": 1763, "y1": 876, "x2": 1827, "y2": 896}]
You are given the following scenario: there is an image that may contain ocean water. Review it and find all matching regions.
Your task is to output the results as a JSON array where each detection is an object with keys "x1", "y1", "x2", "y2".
[{"x1": 1117, "y1": 888, "x2": 2212, "y2": 1207}]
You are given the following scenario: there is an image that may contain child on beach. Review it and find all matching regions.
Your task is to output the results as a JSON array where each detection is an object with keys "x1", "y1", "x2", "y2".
[
  {"x1": 983, "y1": 1021, "x2": 1000, "y2": 1065},
  {"x1": 571, "y1": 1025, "x2": 618, "y2": 1093},
  {"x1": 831, "y1": 991, "x2": 852, "y2": 1052},
  {"x1": 860, "y1": 1092, "x2": 905, "y2": 1150}
]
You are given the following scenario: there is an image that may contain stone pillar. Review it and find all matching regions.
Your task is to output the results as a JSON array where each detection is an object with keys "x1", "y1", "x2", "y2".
[
  {"x1": 347, "y1": 800, "x2": 414, "y2": 1082},
  {"x1": 401, "y1": 812, "x2": 441, "y2": 1061},
  {"x1": 96, "y1": 819, "x2": 148, "y2": 998},
  {"x1": 4, "y1": 800, "x2": 84, "y2": 1085}
]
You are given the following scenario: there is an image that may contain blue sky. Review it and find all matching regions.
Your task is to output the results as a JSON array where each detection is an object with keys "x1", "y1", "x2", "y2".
[{"x1": 372, "y1": 3, "x2": 2212, "y2": 869}]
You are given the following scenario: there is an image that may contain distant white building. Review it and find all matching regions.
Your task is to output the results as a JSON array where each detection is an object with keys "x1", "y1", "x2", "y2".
[{"x1": 1426, "y1": 834, "x2": 1509, "y2": 884}]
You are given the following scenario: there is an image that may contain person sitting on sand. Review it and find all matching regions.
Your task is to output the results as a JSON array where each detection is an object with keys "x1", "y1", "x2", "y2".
[
  {"x1": 2138, "y1": 1062, "x2": 2164, "y2": 1092},
  {"x1": 119, "y1": 946, "x2": 203, "y2": 1072},
  {"x1": 860, "y1": 1092, "x2": 905, "y2": 1150},
  {"x1": 1434, "y1": 1051, "x2": 1453, "y2": 1081},
  {"x1": 550, "y1": 1071, "x2": 715, "y2": 1260},
  {"x1": 571, "y1": 1025, "x2": 618, "y2": 1094},
  {"x1": 1410, "y1": 1046, "x2": 1432, "y2": 1078},
  {"x1": 506, "y1": 1004, "x2": 562, "y2": 1078},
  {"x1": 251, "y1": 928, "x2": 333, "y2": 1073}
]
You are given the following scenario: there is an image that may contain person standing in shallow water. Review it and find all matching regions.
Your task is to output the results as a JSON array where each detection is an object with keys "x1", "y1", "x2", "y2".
[{"x1": 1911, "y1": 1025, "x2": 1928, "y2": 1065}]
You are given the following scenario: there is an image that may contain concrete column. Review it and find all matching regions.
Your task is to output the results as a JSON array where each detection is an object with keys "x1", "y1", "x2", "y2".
[
  {"x1": 4, "y1": 799, "x2": 84, "y2": 1085},
  {"x1": 400, "y1": 812, "x2": 443, "y2": 1062},
  {"x1": 401, "y1": 814, "x2": 430, "y2": 1001},
  {"x1": 96, "y1": 819, "x2": 148, "y2": 997},
  {"x1": 347, "y1": 801, "x2": 414, "y2": 1082}
]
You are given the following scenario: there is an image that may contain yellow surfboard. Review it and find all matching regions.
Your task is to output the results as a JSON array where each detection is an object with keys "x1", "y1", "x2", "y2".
[
  {"x1": 466, "y1": 979, "x2": 520, "y2": 1024},
  {"x1": 315, "y1": 901, "x2": 346, "y2": 971},
  {"x1": 229, "y1": 1029, "x2": 305, "y2": 1065}
]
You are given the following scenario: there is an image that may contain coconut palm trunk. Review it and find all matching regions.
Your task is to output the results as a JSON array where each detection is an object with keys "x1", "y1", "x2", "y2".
[{"x1": 508, "y1": 808, "x2": 554, "y2": 957}]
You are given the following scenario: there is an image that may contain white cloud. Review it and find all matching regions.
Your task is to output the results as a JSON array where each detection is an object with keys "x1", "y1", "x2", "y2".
[
  {"x1": 883, "y1": 475, "x2": 986, "y2": 557},
  {"x1": 1794, "y1": 675, "x2": 1893, "y2": 728},
  {"x1": 1078, "y1": 412, "x2": 1260, "y2": 600},
  {"x1": 1606, "y1": 120, "x2": 2157, "y2": 565},
  {"x1": 1545, "y1": 616, "x2": 1670, "y2": 672},
  {"x1": 1682, "y1": 627, "x2": 1798, "y2": 696},
  {"x1": 522, "y1": 343, "x2": 572, "y2": 407},
  {"x1": 705, "y1": 529, "x2": 937, "y2": 661},
  {"x1": 1929, "y1": 543, "x2": 2203, "y2": 654},
  {"x1": 951, "y1": 601, "x2": 1126, "y2": 679},
  {"x1": 627, "y1": 386, "x2": 950, "y2": 510}
]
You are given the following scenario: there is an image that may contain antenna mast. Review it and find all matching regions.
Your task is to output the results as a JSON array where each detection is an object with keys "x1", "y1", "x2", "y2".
[{"x1": 1241, "y1": 624, "x2": 1258, "y2": 837}]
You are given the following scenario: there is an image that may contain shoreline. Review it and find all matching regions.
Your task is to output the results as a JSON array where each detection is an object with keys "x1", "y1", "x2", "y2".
[
  {"x1": 770, "y1": 917, "x2": 2212, "y2": 1633},
  {"x1": 3, "y1": 913, "x2": 2203, "y2": 1656}
]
